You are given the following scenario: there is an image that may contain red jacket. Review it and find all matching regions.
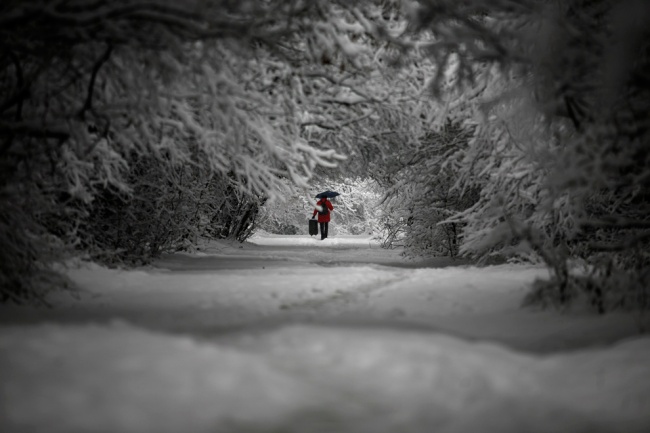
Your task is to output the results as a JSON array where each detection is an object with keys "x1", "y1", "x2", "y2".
[{"x1": 313, "y1": 198, "x2": 334, "y2": 223}]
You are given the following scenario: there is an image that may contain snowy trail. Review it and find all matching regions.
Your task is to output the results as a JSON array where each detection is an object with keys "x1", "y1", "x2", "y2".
[{"x1": 2, "y1": 234, "x2": 650, "y2": 433}]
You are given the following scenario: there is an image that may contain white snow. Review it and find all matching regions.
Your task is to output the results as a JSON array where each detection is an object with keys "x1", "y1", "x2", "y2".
[{"x1": 1, "y1": 234, "x2": 649, "y2": 433}]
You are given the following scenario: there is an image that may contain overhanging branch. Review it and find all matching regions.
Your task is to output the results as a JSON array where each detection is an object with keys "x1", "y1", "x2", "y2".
[{"x1": 79, "y1": 44, "x2": 113, "y2": 119}]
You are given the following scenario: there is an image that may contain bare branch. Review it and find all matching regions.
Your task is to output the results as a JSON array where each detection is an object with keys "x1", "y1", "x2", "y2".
[{"x1": 79, "y1": 44, "x2": 113, "y2": 119}]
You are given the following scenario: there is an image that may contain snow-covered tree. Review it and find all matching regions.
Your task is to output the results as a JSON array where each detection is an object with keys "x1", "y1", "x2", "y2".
[
  {"x1": 0, "y1": 0, "x2": 389, "y2": 302},
  {"x1": 408, "y1": 0, "x2": 650, "y2": 310},
  {"x1": 377, "y1": 120, "x2": 478, "y2": 256},
  {"x1": 0, "y1": 0, "x2": 436, "y2": 302}
]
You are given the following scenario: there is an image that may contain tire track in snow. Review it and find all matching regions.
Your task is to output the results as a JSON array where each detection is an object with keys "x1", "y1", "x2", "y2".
[{"x1": 275, "y1": 266, "x2": 413, "y2": 317}]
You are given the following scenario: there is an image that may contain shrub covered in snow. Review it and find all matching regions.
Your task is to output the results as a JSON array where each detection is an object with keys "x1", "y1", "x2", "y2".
[{"x1": 374, "y1": 120, "x2": 479, "y2": 257}]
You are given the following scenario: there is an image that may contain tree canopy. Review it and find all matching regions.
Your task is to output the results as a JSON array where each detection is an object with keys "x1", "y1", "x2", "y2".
[{"x1": 2, "y1": 0, "x2": 649, "y2": 311}]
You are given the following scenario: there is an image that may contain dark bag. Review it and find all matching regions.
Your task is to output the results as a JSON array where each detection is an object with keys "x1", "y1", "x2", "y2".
[
  {"x1": 309, "y1": 218, "x2": 318, "y2": 236},
  {"x1": 318, "y1": 200, "x2": 329, "y2": 216}
]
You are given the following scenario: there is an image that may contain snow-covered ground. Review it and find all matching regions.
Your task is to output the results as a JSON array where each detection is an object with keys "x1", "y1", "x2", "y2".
[{"x1": 1, "y1": 234, "x2": 649, "y2": 433}]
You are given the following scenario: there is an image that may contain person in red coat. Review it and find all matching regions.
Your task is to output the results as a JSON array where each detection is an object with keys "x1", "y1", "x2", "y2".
[{"x1": 312, "y1": 197, "x2": 334, "y2": 240}]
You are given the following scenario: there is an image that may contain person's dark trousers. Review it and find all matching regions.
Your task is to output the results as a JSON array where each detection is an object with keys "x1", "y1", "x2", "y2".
[{"x1": 319, "y1": 222, "x2": 328, "y2": 240}]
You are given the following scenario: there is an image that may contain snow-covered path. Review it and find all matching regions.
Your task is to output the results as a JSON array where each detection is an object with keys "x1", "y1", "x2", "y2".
[{"x1": 1, "y1": 234, "x2": 650, "y2": 432}]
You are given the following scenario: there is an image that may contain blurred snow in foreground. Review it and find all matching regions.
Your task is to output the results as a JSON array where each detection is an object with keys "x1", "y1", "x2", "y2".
[{"x1": 1, "y1": 235, "x2": 649, "y2": 432}]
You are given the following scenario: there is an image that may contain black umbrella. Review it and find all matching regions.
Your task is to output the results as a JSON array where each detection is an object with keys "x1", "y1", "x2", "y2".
[{"x1": 315, "y1": 190, "x2": 340, "y2": 198}]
